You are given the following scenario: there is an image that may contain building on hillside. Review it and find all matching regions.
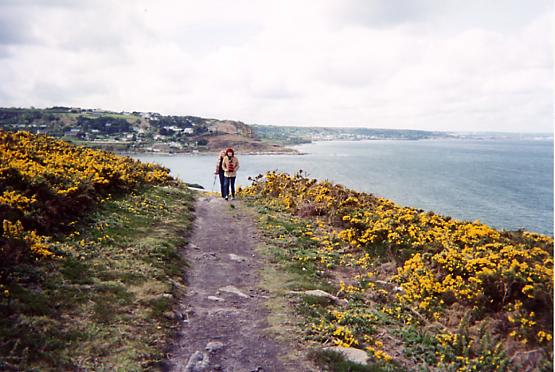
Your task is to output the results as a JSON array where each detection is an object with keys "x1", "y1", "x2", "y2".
[{"x1": 64, "y1": 128, "x2": 81, "y2": 137}]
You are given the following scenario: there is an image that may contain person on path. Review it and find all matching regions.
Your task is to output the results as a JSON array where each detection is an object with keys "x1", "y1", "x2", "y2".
[
  {"x1": 214, "y1": 149, "x2": 226, "y2": 198},
  {"x1": 222, "y1": 147, "x2": 239, "y2": 200}
]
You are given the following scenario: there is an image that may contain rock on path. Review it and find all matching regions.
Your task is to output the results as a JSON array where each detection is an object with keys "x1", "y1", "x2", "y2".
[{"x1": 166, "y1": 196, "x2": 293, "y2": 371}]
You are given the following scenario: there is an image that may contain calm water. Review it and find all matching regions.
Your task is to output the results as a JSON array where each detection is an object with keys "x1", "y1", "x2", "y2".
[{"x1": 133, "y1": 139, "x2": 554, "y2": 235}]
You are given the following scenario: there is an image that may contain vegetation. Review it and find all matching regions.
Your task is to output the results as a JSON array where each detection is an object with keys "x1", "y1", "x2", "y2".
[
  {"x1": 240, "y1": 171, "x2": 553, "y2": 371},
  {"x1": 0, "y1": 107, "x2": 286, "y2": 153},
  {"x1": 2, "y1": 129, "x2": 551, "y2": 370},
  {"x1": 0, "y1": 130, "x2": 194, "y2": 369},
  {"x1": 0, "y1": 130, "x2": 170, "y2": 271},
  {"x1": 251, "y1": 124, "x2": 453, "y2": 143}
]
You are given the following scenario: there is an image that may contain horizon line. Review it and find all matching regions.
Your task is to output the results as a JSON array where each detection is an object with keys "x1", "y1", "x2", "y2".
[{"x1": 1, "y1": 105, "x2": 552, "y2": 136}]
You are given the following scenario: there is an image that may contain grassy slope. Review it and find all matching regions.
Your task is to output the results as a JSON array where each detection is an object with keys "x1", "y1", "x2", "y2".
[
  {"x1": 242, "y1": 192, "x2": 552, "y2": 371},
  {"x1": 246, "y1": 203, "x2": 389, "y2": 371},
  {"x1": 1, "y1": 108, "x2": 294, "y2": 154},
  {"x1": 0, "y1": 185, "x2": 194, "y2": 370}
]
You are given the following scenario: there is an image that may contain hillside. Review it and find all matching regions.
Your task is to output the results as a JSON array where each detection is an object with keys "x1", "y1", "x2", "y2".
[
  {"x1": 251, "y1": 124, "x2": 455, "y2": 143},
  {"x1": 238, "y1": 172, "x2": 554, "y2": 371},
  {"x1": 0, "y1": 107, "x2": 296, "y2": 154},
  {"x1": 2, "y1": 131, "x2": 553, "y2": 370},
  {"x1": 4, "y1": 107, "x2": 527, "y2": 157},
  {"x1": 0, "y1": 130, "x2": 195, "y2": 369}
]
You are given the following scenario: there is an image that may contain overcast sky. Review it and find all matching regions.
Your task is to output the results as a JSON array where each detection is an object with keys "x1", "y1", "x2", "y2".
[{"x1": 0, "y1": 1, "x2": 552, "y2": 132}]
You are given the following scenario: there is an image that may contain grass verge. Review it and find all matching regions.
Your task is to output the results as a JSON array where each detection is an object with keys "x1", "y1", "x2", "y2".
[
  {"x1": 238, "y1": 173, "x2": 553, "y2": 371},
  {"x1": 243, "y1": 203, "x2": 393, "y2": 371},
  {"x1": 0, "y1": 184, "x2": 194, "y2": 370},
  {"x1": 242, "y1": 198, "x2": 546, "y2": 371}
]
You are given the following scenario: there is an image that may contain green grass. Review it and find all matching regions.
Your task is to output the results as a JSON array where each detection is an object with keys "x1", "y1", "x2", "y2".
[
  {"x1": 243, "y1": 195, "x2": 520, "y2": 371},
  {"x1": 308, "y1": 349, "x2": 387, "y2": 372},
  {"x1": 246, "y1": 199, "x2": 460, "y2": 371},
  {"x1": 257, "y1": 211, "x2": 334, "y2": 292},
  {"x1": 0, "y1": 184, "x2": 194, "y2": 370},
  {"x1": 243, "y1": 202, "x2": 391, "y2": 370},
  {"x1": 395, "y1": 326, "x2": 440, "y2": 367},
  {"x1": 63, "y1": 112, "x2": 137, "y2": 120}
]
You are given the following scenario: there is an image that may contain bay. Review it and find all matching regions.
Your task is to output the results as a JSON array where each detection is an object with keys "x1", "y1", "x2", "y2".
[{"x1": 133, "y1": 138, "x2": 554, "y2": 235}]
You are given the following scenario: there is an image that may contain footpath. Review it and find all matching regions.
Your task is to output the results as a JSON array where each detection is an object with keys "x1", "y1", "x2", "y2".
[{"x1": 166, "y1": 195, "x2": 302, "y2": 372}]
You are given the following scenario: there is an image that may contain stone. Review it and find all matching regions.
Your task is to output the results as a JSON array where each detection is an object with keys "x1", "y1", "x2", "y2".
[
  {"x1": 173, "y1": 311, "x2": 184, "y2": 320},
  {"x1": 163, "y1": 311, "x2": 175, "y2": 320},
  {"x1": 218, "y1": 285, "x2": 249, "y2": 298},
  {"x1": 207, "y1": 296, "x2": 225, "y2": 302},
  {"x1": 291, "y1": 289, "x2": 348, "y2": 305},
  {"x1": 229, "y1": 253, "x2": 247, "y2": 262},
  {"x1": 152, "y1": 293, "x2": 174, "y2": 301},
  {"x1": 208, "y1": 308, "x2": 240, "y2": 316},
  {"x1": 303, "y1": 289, "x2": 334, "y2": 298},
  {"x1": 169, "y1": 278, "x2": 186, "y2": 290},
  {"x1": 325, "y1": 347, "x2": 369, "y2": 366},
  {"x1": 205, "y1": 341, "x2": 224, "y2": 352},
  {"x1": 184, "y1": 350, "x2": 210, "y2": 372}
]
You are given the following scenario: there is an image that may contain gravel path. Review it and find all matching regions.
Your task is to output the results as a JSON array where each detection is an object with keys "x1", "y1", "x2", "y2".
[{"x1": 166, "y1": 195, "x2": 297, "y2": 372}]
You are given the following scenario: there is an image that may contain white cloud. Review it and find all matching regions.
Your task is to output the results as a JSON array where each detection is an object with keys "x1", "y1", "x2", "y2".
[{"x1": 0, "y1": 0, "x2": 551, "y2": 132}]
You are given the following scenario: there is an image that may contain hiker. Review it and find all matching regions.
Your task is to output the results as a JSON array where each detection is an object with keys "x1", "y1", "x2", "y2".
[
  {"x1": 214, "y1": 149, "x2": 226, "y2": 198},
  {"x1": 222, "y1": 147, "x2": 239, "y2": 200}
]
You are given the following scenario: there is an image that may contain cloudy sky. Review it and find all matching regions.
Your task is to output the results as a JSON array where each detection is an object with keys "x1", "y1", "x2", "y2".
[{"x1": 0, "y1": 1, "x2": 552, "y2": 132}]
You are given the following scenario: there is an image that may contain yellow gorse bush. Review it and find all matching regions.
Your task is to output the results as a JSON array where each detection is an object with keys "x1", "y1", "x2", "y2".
[
  {"x1": 240, "y1": 171, "x2": 554, "y2": 350},
  {"x1": 0, "y1": 130, "x2": 171, "y2": 270}
]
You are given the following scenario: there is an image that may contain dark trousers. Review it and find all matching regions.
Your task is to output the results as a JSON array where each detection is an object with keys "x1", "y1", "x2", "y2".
[
  {"x1": 224, "y1": 176, "x2": 236, "y2": 198},
  {"x1": 218, "y1": 171, "x2": 225, "y2": 198}
]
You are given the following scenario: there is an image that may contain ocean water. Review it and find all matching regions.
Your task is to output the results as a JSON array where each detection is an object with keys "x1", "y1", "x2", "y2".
[{"x1": 133, "y1": 139, "x2": 554, "y2": 235}]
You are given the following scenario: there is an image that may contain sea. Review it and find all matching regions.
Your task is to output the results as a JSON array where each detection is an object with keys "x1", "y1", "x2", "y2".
[{"x1": 133, "y1": 138, "x2": 554, "y2": 236}]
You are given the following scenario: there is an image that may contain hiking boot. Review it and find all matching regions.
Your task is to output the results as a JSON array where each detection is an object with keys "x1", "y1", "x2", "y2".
[{"x1": 225, "y1": 196, "x2": 228, "y2": 201}]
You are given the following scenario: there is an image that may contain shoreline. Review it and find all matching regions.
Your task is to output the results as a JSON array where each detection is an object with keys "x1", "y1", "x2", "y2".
[
  {"x1": 128, "y1": 140, "x2": 553, "y2": 236},
  {"x1": 122, "y1": 149, "x2": 306, "y2": 157},
  {"x1": 66, "y1": 135, "x2": 555, "y2": 158}
]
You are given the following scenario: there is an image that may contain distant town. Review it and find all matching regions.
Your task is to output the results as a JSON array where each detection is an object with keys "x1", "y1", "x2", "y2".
[
  {"x1": 0, "y1": 107, "x2": 550, "y2": 154},
  {"x1": 251, "y1": 125, "x2": 453, "y2": 143},
  {"x1": 0, "y1": 106, "x2": 270, "y2": 153}
]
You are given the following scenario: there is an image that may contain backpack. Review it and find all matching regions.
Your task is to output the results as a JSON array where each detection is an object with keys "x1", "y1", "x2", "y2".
[{"x1": 227, "y1": 158, "x2": 235, "y2": 173}]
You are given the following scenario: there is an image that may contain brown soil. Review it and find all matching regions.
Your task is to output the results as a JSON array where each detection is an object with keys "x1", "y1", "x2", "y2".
[
  {"x1": 165, "y1": 195, "x2": 303, "y2": 372},
  {"x1": 200, "y1": 133, "x2": 298, "y2": 154}
]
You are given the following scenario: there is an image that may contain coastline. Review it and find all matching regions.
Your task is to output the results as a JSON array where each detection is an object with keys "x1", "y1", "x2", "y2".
[
  {"x1": 130, "y1": 138, "x2": 553, "y2": 235},
  {"x1": 121, "y1": 149, "x2": 306, "y2": 157},
  {"x1": 240, "y1": 173, "x2": 554, "y2": 370},
  {"x1": 75, "y1": 134, "x2": 555, "y2": 158}
]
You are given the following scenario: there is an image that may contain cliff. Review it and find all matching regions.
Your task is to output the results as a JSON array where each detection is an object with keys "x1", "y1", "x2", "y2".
[{"x1": 0, "y1": 107, "x2": 294, "y2": 154}]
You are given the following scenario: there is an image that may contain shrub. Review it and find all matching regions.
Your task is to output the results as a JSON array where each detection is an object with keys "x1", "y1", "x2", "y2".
[{"x1": 0, "y1": 130, "x2": 171, "y2": 280}]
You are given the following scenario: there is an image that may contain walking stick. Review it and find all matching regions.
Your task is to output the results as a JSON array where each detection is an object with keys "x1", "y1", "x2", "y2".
[{"x1": 211, "y1": 174, "x2": 217, "y2": 192}]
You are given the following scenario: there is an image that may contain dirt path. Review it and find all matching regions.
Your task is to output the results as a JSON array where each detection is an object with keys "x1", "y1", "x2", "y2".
[{"x1": 166, "y1": 195, "x2": 298, "y2": 372}]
